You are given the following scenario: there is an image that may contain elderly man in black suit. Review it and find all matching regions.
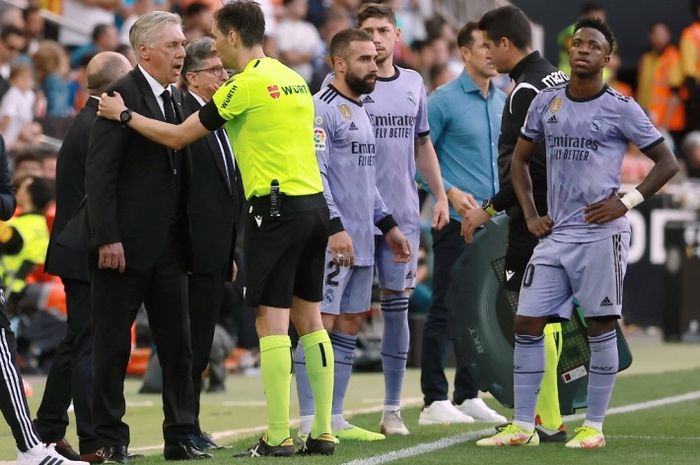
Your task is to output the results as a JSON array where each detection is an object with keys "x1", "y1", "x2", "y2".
[
  {"x1": 85, "y1": 12, "x2": 209, "y2": 463},
  {"x1": 34, "y1": 51, "x2": 132, "y2": 464},
  {"x1": 180, "y1": 37, "x2": 243, "y2": 451}
]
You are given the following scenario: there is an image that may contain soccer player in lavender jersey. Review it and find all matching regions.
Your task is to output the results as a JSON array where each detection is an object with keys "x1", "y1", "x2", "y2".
[
  {"x1": 356, "y1": 2, "x2": 449, "y2": 436},
  {"x1": 294, "y1": 28, "x2": 412, "y2": 443},
  {"x1": 477, "y1": 18, "x2": 679, "y2": 448}
]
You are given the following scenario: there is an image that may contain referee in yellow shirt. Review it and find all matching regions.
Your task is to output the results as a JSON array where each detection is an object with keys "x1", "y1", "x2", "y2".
[{"x1": 97, "y1": 1, "x2": 347, "y2": 457}]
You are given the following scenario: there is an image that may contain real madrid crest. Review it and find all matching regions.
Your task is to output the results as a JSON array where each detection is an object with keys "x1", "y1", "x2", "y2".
[
  {"x1": 549, "y1": 97, "x2": 563, "y2": 114},
  {"x1": 338, "y1": 103, "x2": 352, "y2": 120}
]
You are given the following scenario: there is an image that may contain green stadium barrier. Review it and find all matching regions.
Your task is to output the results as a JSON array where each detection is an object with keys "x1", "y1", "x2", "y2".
[{"x1": 445, "y1": 214, "x2": 632, "y2": 413}]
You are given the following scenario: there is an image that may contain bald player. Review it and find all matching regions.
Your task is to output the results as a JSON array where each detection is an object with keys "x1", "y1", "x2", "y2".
[{"x1": 35, "y1": 52, "x2": 133, "y2": 463}]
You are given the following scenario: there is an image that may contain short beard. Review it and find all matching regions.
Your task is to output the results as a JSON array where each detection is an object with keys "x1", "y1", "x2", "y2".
[{"x1": 346, "y1": 72, "x2": 376, "y2": 95}]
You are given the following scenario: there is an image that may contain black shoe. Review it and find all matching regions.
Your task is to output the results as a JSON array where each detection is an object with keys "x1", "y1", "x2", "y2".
[
  {"x1": 192, "y1": 432, "x2": 225, "y2": 451},
  {"x1": 163, "y1": 440, "x2": 213, "y2": 460},
  {"x1": 206, "y1": 383, "x2": 225, "y2": 393},
  {"x1": 297, "y1": 433, "x2": 335, "y2": 456},
  {"x1": 535, "y1": 424, "x2": 568, "y2": 443},
  {"x1": 101, "y1": 446, "x2": 129, "y2": 464},
  {"x1": 52, "y1": 439, "x2": 81, "y2": 461},
  {"x1": 233, "y1": 436, "x2": 295, "y2": 457}
]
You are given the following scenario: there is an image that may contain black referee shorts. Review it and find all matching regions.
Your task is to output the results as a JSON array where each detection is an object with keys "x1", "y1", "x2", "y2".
[{"x1": 244, "y1": 193, "x2": 329, "y2": 309}]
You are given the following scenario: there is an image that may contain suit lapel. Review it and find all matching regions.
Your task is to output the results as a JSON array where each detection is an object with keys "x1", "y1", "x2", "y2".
[
  {"x1": 185, "y1": 92, "x2": 232, "y2": 194},
  {"x1": 132, "y1": 67, "x2": 165, "y2": 122}
]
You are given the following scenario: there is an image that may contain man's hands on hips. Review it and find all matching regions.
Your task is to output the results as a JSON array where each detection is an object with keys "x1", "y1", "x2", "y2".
[
  {"x1": 385, "y1": 226, "x2": 411, "y2": 263},
  {"x1": 98, "y1": 242, "x2": 126, "y2": 272},
  {"x1": 329, "y1": 231, "x2": 354, "y2": 267},
  {"x1": 447, "y1": 187, "x2": 479, "y2": 217},
  {"x1": 584, "y1": 193, "x2": 627, "y2": 224},
  {"x1": 461, "y1": 208, "x2": 491, "y2": 243},
  {"x1": 526, "y1": 215, "x2": 553, "y2": 238}
]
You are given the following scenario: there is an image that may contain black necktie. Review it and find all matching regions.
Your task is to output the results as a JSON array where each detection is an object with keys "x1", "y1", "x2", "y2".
[
  {"x1": 216, "y1": 128, "x2": 235, "y2": 190},
  {"x1": 161, "y1": 89, "x2": 178, "y2": 124}
]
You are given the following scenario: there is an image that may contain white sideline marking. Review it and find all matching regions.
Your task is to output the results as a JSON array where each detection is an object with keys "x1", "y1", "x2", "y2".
[{"x1": 340, "y1": 390, "x2": 700, "y2": 465}]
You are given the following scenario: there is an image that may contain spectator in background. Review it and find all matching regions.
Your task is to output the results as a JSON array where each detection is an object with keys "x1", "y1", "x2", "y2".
[
  {"x1": 0, "y1": 25, "x2": 26, "y2": 101},
  {"x1": 0, "y1": 6, "x2": 24, "y2": 29},
  {"x1": 428, "y1": 62, "x2": 454, "y2": 93},
  {"x1": 276, "y1": 0, "x2": 322, "y2": 83},
  {"x1": 115, "y1": 44, "x2": 136, "y2": 67},
  {"x1": 0, "y1": 175, "x2": 53, "y2": 307},
  {"x1": 22, "y1": 6, "x2": 44, "y2": 56},
  {"x1": 58, "y1": 0, "x2": 117, "y2": 49},
  {"x1": 310, "y1": 8, "x2": 351, "y2": 92},
  {"x1": 12, "y1": 153, "x2": 43, "y2": 186},
  {"x1": 0, "y1": 63, "x2": 39, "y2": 150},
  {"x1": 71, "y1": 24, "x2": 118, "y2": 69},
  {"x1": 410, "y1": 39, "x2": 436, "y2": 82},
  {"x1": 681, "y1": 131, "x2": 700, "y2": 178},
  {"x1": 119, "y1": 0, "x2": 157, "y2": 46},
  {"x1": 557, "y1": 2, "x2": 606, "y2": 75},
  {"x1": 42, "y1": 154, "x2": 57, "y2": 181},
  {"x1": 182, "y1": 2, "x2": 214, "y2": 42},
  {"x1": 607, "y1": 53, "x2": 633, "y2": 97},
  {"x1": 33, "y1": 41, "x2": 72, "y2": 117},
  {"x1": 637, "y1": 22, "x2": 685, "y2": 138},
  {"x1": 681, "y1": 0, "x2": 700, "y2": 132},
  {"x1": 68, "y1": 53, "x2": 97, "y2": 113}
]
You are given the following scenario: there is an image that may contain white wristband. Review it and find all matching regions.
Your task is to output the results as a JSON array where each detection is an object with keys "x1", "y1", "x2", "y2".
[{"x1": 620, "y1": 188, "x2": 644, "y2": 210}]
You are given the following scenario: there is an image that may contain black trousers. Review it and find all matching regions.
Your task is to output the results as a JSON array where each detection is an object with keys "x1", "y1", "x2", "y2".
[
  {"x1": 90, "y1": 235, "x2": 195, "y2": 447},
  {"x1": 420, "y1": 220, "x2": 478, "y2": 405},
  {"x1": 188, "y1": 268, "x2": 227, "y2": 434},
  {"x1": 34, "y1": 279, "x2": 98, "y2": 453},
  {"x1": 0, "y1": 303, "x2": 42, "y2": 452}
]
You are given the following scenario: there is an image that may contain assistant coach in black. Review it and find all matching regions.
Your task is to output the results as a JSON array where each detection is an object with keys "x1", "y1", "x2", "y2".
[
  {"x1": 35, "y1": 52, "x2": 132, "y2": 463},
  {"x1": 180, "y1": 37, "x2": 243, "y2": 451},
  {"x1": 85, "y1": 12, "x2": 209, "y2": 463}
]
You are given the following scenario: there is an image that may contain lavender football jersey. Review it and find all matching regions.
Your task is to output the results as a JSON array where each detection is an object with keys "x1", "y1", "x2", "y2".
[
  {"x1": 314, "y1": 84, "x2": 391, "y2": 265},
  {"x1": 322, "y1": 68, "x2": 429, "y2": 235},
  {"x1": 521, "y1": 84, "x2": 663, "y2": 242}
]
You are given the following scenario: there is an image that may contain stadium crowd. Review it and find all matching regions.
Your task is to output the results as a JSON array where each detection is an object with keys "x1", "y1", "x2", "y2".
[{"x1": 0, "y1": 0, "x2": 696, "y2": 462}]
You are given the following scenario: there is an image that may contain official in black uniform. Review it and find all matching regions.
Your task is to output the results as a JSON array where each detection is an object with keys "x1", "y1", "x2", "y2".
[
  {"x1": 34, "y1": 52, "x2": 133, "y2": 463},
  {"x1": 462, "y1": 5, "x2": 570, "y2": 442},
  {"x1": 180, "y1": 37, "x2": 243, "y2": 451}
]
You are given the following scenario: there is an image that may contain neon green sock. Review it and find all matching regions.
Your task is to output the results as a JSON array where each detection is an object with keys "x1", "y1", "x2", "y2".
[
  {"x1": 260, "y1": 335, "x2": 292, "y2": 444},
  {"x1": 300, "y1": 329, "x2": 334, "y2": 438},
  {"x1": 536, "y1": 325, "x2": 564, "y2": 431}
]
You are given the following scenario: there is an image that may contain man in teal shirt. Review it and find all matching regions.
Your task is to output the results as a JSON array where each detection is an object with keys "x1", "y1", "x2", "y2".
[{"x1": 418, "y1": 22, "x2": 507, "y2": 426}]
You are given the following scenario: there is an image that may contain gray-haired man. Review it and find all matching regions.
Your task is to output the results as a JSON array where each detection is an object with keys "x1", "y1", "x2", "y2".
[
  {"x1": 84, "y1": 12, "x2": 210, "y2": 462},
  {"x1": 181, "y1": 37, "x2": 243, "y2": 451}
]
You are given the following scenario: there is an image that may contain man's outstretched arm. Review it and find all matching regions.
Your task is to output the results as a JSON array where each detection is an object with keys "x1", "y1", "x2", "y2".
[{"x1": 98, "y1": 91, "x2": 211, "y2": 150}]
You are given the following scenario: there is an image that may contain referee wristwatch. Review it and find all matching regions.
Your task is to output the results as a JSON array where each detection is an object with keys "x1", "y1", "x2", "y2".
[
  {"x1": 119, "y1": 108, "x2": 132, "y2": 125},
  {"x1": 481, "y1": 198, "x2": 498, "y2": 218}
]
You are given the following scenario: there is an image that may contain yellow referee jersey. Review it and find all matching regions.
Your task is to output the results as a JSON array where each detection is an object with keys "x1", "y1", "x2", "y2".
[{"x1": 200, "y1": 57, "x2": 323, "y2": 199}]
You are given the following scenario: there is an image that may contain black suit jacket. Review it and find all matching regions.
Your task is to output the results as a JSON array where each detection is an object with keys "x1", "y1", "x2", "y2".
[
  {"x1": 0, "y1": 136, "x2": 15, "y2": 220},
  {"x1": 85, "y1": 67, "x2": 190, "y2": 270},
  {"x1": 45, "y1": 98, "x2": 97, "y2": 281},
  {"x1": 183, "y1": 91, "x2": 243, "y2": 277}
]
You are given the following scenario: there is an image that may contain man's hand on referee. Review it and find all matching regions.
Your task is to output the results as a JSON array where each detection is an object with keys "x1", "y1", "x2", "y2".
[
  {"x1": 97, "y1": 91, "x2": 127, "y2": 121},
  {"x1": 446, "y1": 187, "x2": 480, "y2": 217},
  {"x1": 98, "y1": 242, "x2": 126, "y2": 273},
  {"x1": 329, "y1": 231, "x2": 355, "y2": 267},
  {"x1": 385, "y1": 226, "x2": 411, "y2": 264}
]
